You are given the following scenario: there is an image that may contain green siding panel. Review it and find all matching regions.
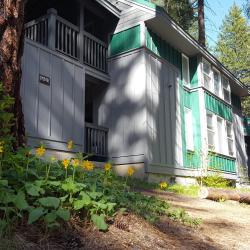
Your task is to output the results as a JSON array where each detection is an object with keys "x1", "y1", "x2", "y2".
[
  {"x1": 205, "y1": 92, "x2": 233, "y2": 121},
  {"x1": 244, "y1": 117, "x2": 250, "y2": 136},
  {"x1": 146, "y1": 29, "x2": 181, "y2": 70},
  {"x1": 209, "y1": 154, "x2": 236, "y2": 173},
  {"x1": 110, "y1": 26, "x2": 141, "y2": 56},
  {"x1": 189, "y1": 56, "x2": 198, "y2": 87},
  {"x1": 231, "y1": 93, "x2": 242, "y2": 110}
]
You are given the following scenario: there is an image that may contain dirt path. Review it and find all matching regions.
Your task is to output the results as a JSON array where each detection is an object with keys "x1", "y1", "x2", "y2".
[{"x1": 143, "y1": 191, "x2": 250, "y2": 250}]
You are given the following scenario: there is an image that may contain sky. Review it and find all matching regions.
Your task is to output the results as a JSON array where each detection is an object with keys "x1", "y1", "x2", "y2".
[{"x1": 205, "y1": 0, "x2": 246, "y2": 47}]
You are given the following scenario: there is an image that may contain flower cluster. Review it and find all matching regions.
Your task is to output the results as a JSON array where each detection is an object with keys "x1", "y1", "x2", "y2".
[
  {"x1": 35, "y1": 145, "x2": 46, "y2": 157},
  {"x1": 159, "y1": 182, "x2": 168, "y2": 190},
  {"x1": 71, "y1": 158, "x2": 80, "y2": 168},
  {"x1": 82, "y1": 160, "x2": 94, "y2": 171},
  {"x1": 62, "y1": 159, "x2": 70, "y2": 169},
  {"x1": 127, "y1": 166, "x2": 135, "y2": 176},
  {"x1": 104, "y1": 162, "x2": 112, "y2": 172}
]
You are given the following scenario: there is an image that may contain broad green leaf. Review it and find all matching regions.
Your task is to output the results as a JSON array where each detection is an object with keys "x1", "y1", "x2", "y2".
[
  {"x1": 91, "y1": 214, "x2": 108, "y2": 231},
  {"x1": 28, "y1": 207, "x2": 45, "y2": 224},
  {"x1": 38, "y1": 197, "x2": 60, "y2": 209},
  {"x1": 56, "y1": 208, "x2": 70, "y2": 221},
  {"x1": 87, "y1": 191, "x2": 103, "y2": 200},
  {"x1": 44, "y1": 212, "x2": 57, "y2": 224},
  {"x1": 60, "y1": 194, "x2": 69, "y2": 203},
  {"x1": 14, "y1": 191, "x2": 29, "y2": 210},
  {"x1": 25, "y1": 183, "x2": 41, "y2": 197},
  {"x1": 73, "y1": 194, "x2": 91, "y2": 210},
  {"x1": 106, "y1": 202, "x2": 116, "y2": 212}
]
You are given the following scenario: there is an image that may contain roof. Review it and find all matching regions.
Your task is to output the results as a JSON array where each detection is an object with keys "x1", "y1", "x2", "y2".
[
  {"x1": 112, "y1": 0, "x2": 250, "y2": 96},
  {"x1": 95, "y1": 0, "x2": 122, "y2": 17}
]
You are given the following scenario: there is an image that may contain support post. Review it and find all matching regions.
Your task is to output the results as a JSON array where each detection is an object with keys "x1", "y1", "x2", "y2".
[
  {"x1": 79, "y1": 3, "x2": 85, "y2": 64},
  {"x1": 47, "y1": 8, "x2": 57, "y2": 51}
]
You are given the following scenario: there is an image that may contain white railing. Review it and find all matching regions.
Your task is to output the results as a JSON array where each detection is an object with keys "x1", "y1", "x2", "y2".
[
  {"x1": 24, "y1": 8, "x2": 108, "y2": 72},
  {"x1": 85, "y1": 123, "x2": 108, "y2": 157}
]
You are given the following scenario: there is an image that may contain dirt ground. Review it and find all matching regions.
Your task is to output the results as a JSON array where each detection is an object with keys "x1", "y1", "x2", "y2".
[{"x1": 4, "y1": 191, "x2": 250, "y2": 250}]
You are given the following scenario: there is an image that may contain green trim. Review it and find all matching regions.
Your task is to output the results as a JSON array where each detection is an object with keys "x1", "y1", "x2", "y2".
[
  {"x1": 132, "y1": 0, "x2": 157, "y2": 9},
  {"x1": 146, "y1": 29, "x2": 181, "y2": 70},
  {"x1": 110, "y1": 25, "x2": 141, "y2": 56},
  {"x1": 231, "y1": 93, "x2": 242, "y2": 110},
  {"x1": 205, "y1": 92, "x2": 233, "y2": 121},
  {"x1": 182, "y1": 90, "x2": 202, "y2": 168},
  {"x1": 244, "y1": 117, "x2": 250, "y2": 136},
  {"x1": 209, "y1": 153, "x2": 236, "y2": 173},
  {"x1": 189, "y1": 56, "x2": 198, "y2": 87}
]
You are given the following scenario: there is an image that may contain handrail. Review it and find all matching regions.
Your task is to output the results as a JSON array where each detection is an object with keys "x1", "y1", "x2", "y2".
[
  {"x1": 24, "y1": 15, "x2": 49, "y2": 29},
  {"x1": 85, "y1": 122, "x2": 109, "y2": 132},
  {"x1": 56, "y1": 15, "x2": 80, "y2": 32},
  {"x1": 83, "y1": 31, "x2": 107, "y2": 48}
]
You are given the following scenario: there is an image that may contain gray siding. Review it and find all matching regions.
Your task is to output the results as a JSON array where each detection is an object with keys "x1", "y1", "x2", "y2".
[
  {"x1": 115, "y1": 7, "x2": 154, "y2": 32},
  {"x1": 145, "y1": 51, "x2": 182, "y2": 169},
  {"x1": 21, "y1": 40, "x2": 85, "y2": 151},
  {"x1": 99, "y1": 50, "x2": 147, "y2": 164},
  {"x1": 232, "y1": 107, "x2": 248, "y2": 174}
]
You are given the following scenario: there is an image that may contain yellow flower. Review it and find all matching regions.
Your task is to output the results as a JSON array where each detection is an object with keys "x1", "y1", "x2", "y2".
[
  {"x1": 104, "y1": 162, "x2": 112, "y2": 172},
  {"x1": 82, "y1": 160, "x2": 94, "y2": 171},
  {"x1": 35, "y1": 146, "x2": 46, "y2": 157},
  {"x1": 72, "y1": 159, "x2": 80, "y2": 168},
  {"x1": 0, "y1": 145, "x2": 4, "y2": 154},
  {"x1": 127, "y1": 166, "x2": 135, "y2": 176},
  {"x1": 67, "y1": 140, "x2": 73, "y2": 150},
  {"x1": 159, "y1": 182, "x2": 168, "y2": 190},
  {"x1": 62, "y1": 159, "x2": 70, "y2": 169}
]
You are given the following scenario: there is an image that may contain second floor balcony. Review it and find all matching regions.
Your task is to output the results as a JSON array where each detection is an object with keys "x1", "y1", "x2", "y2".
[{"x1": 24, "y1": 8, "x2": 109, "y2": 73}]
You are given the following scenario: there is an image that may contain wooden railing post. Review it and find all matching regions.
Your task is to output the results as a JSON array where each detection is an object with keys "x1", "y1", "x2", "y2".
[{"x1": 47, "y1": 8, "x2": 57, "y2": 50}]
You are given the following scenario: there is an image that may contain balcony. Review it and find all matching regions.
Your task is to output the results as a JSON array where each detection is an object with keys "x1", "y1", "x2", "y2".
[{"x1": 24, "y1": 9, "x2": 108, "y2": 73}]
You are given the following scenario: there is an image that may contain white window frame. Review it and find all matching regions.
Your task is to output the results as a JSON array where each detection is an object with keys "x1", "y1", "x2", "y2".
[
  {"x1": 184, "y1": 108, "x2": 194, "y2": 151},
  {"x1": 222, "y1": 76, "x2": 231, "y2": 104},
  {"x1": 206, "y1": 111, "x2": 215, "y2": 150},
  {"x1": 226, "y1": 121, "x2": 235, "y2": 157},
  {"x1": 212, "y1": 67, "x2": 222, "y2": 98},
  {"x1": 202, "y1": 59, "x2": 212, "y2": 91},
  {"x1": 215, "y1": 117, "x2": 227, "y2": 155},
  {"x1": 182, "y1": 54, "x2": 190, "y2": 87}
]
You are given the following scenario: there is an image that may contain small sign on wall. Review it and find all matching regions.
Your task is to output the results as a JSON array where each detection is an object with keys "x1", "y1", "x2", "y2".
[{"x1": 39, "y1": 74, "x2": 50, "y2": 86}]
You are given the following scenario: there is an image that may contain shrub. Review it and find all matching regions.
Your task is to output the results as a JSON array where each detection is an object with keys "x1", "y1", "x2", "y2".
[{"x1": 198, "y1": 174, "x2": 231, "y2": 188}]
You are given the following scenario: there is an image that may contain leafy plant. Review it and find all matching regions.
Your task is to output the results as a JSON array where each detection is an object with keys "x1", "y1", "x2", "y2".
[{"x1": 197, "y1": 174, "x2": 231, "y2": 188}]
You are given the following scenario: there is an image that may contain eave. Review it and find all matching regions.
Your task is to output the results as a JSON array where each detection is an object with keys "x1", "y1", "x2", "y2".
[{"x1": 95, "y1": 0, "x2": 121, "y2": 17}]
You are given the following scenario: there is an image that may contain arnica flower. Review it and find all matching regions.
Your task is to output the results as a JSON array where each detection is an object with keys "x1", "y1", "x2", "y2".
[
  {"x1": 159, "y1": 182, "x2": 168, "y2": 190},
  {"x1": 127, "y1": 166, "x2": 135, "y2": 176},
  {"x1": 104, "y1": 162, "x2": 112, "y2": 172},
  {"x1": 82, "y1": 160, "x2": 94, "y2": 171},
  {"x1": 35, "y1": 146, "x2": 46, "y2": 157},
  {"x1": 71, "y1": 158, "x2": 80, "y2": 168},
  {"x1": 62, "y1": 159, "x2": 70, "y2": 169},
  {"x1": 67, "y1": 140, "x2": 73, "y2": 150}
]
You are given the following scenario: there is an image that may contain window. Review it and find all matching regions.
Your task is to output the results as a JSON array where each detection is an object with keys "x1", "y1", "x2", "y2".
[
  {"x1": 213, "y1": 69, "x2": 221, "y2": 96},
  {"x1": 202, "y1": 60, "x2": 212, "y2": 90},
  {"x1": 182, "y1": 55, "x2": 190, "y2": 86},
  {"x1": 226, "y1": 122, "x2": 234, "y2": 156},
  {"x1": 206, "y1": 112, "x2": 215, "y2": 150},
  {"x1": 185, "y1": 108, "x2": 194, "y2": 150},
  {"x1": 222, "y1": 76, "x2": 231, "y2": 103},
  {"x1": 217, "y1": 117, "x2": 224, "y2": 153}
]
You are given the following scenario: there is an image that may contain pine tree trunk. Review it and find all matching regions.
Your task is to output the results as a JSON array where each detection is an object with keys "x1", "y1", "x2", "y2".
[
  {"x1": 198, "y1": 0, "x2": 206, "y2": 47},
  {"x1": 0, "y1": 0, "x2": 25, "y2": 147}
]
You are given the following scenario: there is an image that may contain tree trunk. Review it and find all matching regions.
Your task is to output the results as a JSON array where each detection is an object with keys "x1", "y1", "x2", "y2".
[
  {"x1": 199, "y1": 187, "x2": 250, "y2": 204},
  {"x1": 0, "y1": 0, "x2": 25, "y2": 148},
  {"x1": 198, "y1": 0, "x2": 205, "y2": 47}
]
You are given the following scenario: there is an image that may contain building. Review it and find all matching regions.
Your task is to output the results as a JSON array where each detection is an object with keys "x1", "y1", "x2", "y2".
[{"x1": 21, "y1": 0, "x2": 249, "y2": 183}]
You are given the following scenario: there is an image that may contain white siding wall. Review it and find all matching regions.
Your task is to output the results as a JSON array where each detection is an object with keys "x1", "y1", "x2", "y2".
[
  {"x1": 145, "y1": 51, "x2": 182, "y2": 168},
  {"x1": 99, "y1": 50, "x2": 147, "y2": 164},
  {"x1": 21, "y1": 40, "x2": 85, "y2": 151}
]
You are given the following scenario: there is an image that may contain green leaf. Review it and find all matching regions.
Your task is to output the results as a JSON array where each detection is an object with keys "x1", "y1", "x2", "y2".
[
  {"x1": 0, "y1": 180, "x2": 8, "y2": 186},
  {"x1": 28, "y1": 207, "x2": 45, "y2": 224},
  {"x1": 14, "y1": 191, "x2": 29, "y2": 210},
  {"x1": 87, "y1": 191, "x2": 103, "y2": 200},
  {"x1": 25, "y1": 183, "x2": 42, "y2": 197},
  {"x1": 56, "y1": 208, "x2": 70, "y2": 221},
  {"x1": 38, "y1": 197, "x2": 60, "y2": 209},
  {"x1": 91, "y1": 214, "x2": 108, "y2": 231},
  {"x1": 44, "y1": 212, "x2": 57, "y2": 224}
]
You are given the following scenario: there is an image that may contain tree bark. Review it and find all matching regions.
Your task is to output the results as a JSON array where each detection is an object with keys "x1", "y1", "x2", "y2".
[
  {"x1": 0, "y1": 0, "x2": 25, "y2": 147},
  {"x1": 198, "y1": 0, "x2": 206, "y2": 47}
]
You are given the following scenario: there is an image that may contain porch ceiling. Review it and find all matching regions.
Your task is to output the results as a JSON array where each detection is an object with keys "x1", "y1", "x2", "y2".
[{"x1": 94, "y1": 0, "x2": 121, "y2": 17}]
